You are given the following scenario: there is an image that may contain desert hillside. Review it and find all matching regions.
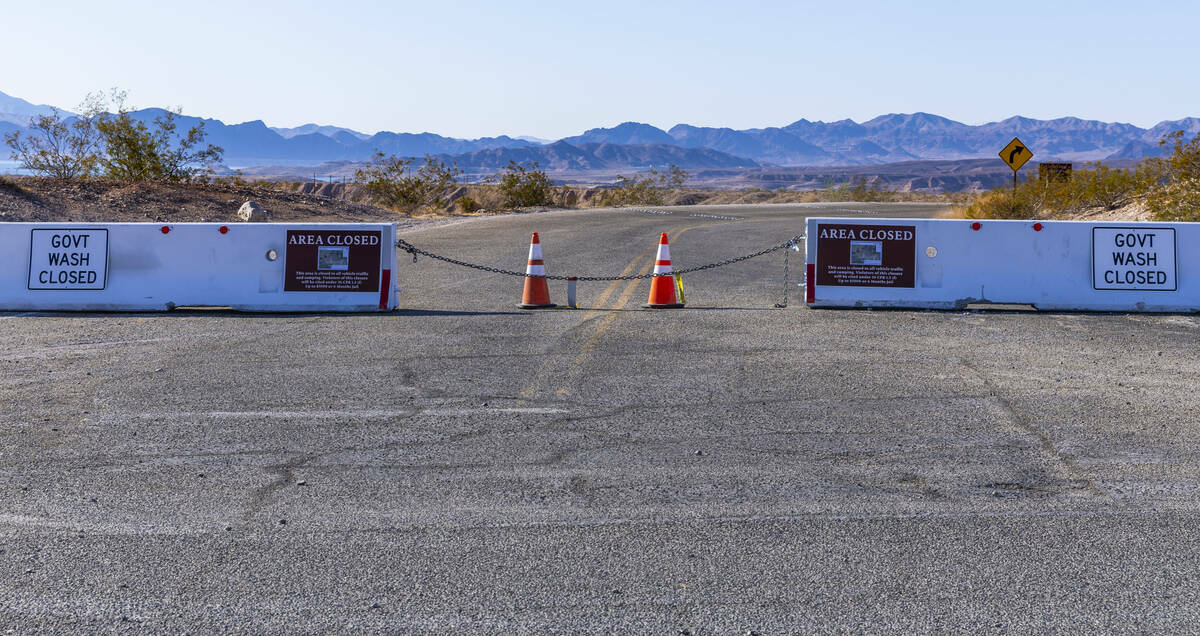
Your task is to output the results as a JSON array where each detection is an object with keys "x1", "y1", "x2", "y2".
[
  {"x1": 0, "y1": 178, "x2": 403, "y2": 224},
  {"x1": 0, "y1": 177, "x2": 960, "y2": 224}
]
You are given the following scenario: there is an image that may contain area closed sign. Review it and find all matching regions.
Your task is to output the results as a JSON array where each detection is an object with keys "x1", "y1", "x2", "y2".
[
  {"x1": 816, "y1": 223, "x2": 916, "y2": 288},
  {"x1": 1092, "y1": 227, "x2": 1176, "y2": 291},
  {"x1": 283, "y1": 229, "x2": 382, "y2": 292}
]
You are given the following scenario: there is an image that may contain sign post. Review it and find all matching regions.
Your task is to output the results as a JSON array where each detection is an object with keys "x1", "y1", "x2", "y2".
[{"x1": 998, "y1": 136, "x2": 1034, "y2": 196}]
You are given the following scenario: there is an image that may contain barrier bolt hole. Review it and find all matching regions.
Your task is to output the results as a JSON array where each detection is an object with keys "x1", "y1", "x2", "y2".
[
  {"x1": 266, "y1": 249, "x2": 278, "y2": 261},
  {"x1": 160, "y1": 226, "x2": 170, "y2": 234},
  {"x1": 971, "y1": 222, "x2": 981, "y2": 231},
  {"x1": 1033, "y1": 222, "x2": 1043, "y2": 232},
  {"x1": 219, "y1": 225, "x2": 229, "y2": 234}
]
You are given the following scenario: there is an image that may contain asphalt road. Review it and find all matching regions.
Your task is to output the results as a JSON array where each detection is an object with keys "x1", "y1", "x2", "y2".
[{"x1": 3, "y1": 202, "x2": 1200, "y2": 632}]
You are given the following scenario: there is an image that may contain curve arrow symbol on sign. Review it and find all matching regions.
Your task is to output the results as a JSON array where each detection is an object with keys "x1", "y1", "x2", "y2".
[{"x1": 1008, "y1": 146, "x2": 1025, "y2": 164}]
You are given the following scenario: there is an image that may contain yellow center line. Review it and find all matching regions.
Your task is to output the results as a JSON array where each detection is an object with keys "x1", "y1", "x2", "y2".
[
  {"x1": 517, "y1": 239, "x2": 658, "y2": 399},
  {"x1": 520, "y1": 226, "x2": 703, "y2": 399},
  {"x1": 553, "y1": 226, "x2": 700, "y2": 396},
  {"x1": 581, "y1": 242, "x2": 659, "y2": 315}
]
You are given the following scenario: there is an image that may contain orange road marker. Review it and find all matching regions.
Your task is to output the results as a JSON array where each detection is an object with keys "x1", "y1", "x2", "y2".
[
  {"x1": 517, "y1": 232, "x2": 556, "y2": 309},
  {"x1": 644, "y1": 232, "x2": 684, "y2": 308}
]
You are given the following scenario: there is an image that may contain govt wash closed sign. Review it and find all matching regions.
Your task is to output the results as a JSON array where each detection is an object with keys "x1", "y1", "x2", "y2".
[
  {"x1": 27, "y1": 228, "x2": 109, "y2": 290},
  {"x1": 1092, "y1": 227, "x2": 1177, "y2": 291}
]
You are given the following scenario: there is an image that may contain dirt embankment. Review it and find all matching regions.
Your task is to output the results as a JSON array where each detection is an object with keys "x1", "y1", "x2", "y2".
[
  {"x1": 947, "y1": 197, "x2": 1158, "y2": 223},
  {"x1": 0, "y1": 177, "x2": 406, "y2": 224},
  {"x1": 267, "y1": 180, "x2": 963, "y2": 212},
  {"x1": 1063, "y1": 200, "x2": 1156, "y2": 222},
  {"x1": 0, "y1": 176, "x2": 963, "y2": 224}
]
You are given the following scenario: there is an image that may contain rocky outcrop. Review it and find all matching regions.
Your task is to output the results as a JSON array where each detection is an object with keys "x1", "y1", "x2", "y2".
[{"x1": 237, "y1": 200, "x2": 267, "y2": 222}]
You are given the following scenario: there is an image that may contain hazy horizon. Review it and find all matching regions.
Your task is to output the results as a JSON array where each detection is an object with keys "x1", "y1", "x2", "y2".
[{"x1": 4, "y1": 1, "x2": 1198, "y2": 138}]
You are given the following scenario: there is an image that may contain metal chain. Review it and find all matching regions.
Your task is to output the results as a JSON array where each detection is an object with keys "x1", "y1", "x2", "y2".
[
  {"x1": 394, "y1": 235, "x2": 805, "y2": 282},
  {"x1": 774, "y1": 239, "x2": 804, "y2": 308},
  {"x1": 776, "y1": 245, "x2": 790, "y2": 309}
]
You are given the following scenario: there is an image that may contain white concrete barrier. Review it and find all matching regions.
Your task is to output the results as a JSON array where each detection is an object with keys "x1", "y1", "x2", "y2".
[
  {"x1": 2, "y1": 223, "x2": 399, "y2": 312},
  {"x1": 804, "y1": 217, "x2": 1200, "y2": 312}
]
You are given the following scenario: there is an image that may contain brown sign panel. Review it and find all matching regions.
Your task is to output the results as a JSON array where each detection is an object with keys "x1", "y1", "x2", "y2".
[
  {"x1": 816, "y1": 224, "x2": 915, "y2": 288},
  {"x1": 284, "y1": 229, "x2": 383, "y2": 293},
  {"x1": 1039, "y1": 162, "x2": 1073, "y2": 183}
]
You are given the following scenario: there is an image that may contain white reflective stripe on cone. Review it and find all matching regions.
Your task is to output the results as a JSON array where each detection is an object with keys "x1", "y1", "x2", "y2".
[
  {"x1": 527, "y1": 264, "x2": 547, "y2": 276},
  {"x1": 528, "y1": 243, "x2": 543, "y2": 260},
  {"x1": 653, "y1": 264, "x2": 672, "y2": 275},
  {"x1": 657, "y1": 245, "x2": 671, "y2": 260}
]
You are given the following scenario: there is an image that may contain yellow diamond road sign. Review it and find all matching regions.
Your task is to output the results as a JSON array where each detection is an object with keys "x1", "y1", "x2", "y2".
[{"x1": 999, "y1": 137, "x2": 1034, "y2": 171}]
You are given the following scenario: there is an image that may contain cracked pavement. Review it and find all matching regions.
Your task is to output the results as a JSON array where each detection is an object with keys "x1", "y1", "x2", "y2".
[{"x1": 3, "y1": 203, "x2": 1200, "y2": 631}]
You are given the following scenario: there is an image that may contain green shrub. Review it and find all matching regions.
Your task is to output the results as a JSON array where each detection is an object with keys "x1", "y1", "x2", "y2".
[
  {"x1": 354, "y1": 153, "x2": 462, "y2": 213},
  {"x1": 4, "y1": 104, "x2": 102, "y2": 179},
  {"x1": 1071, "y1": 162, "x2": 1154, "y2": 210},
  {"x1": 958, "y1": 185, "x2": 1041, "y2": 219},
  {"x1": 1148, "y1": 179, "x2": 1200, "y2": 221},
  {"x1": 596, "y1": 165, "x2": 687, "y2": 206},
  {"x1": 90, "y1": 91, "x2": 223, "y2": 182},
  {"x1": 457, "y1": 195, "x2": 481, "y2": 212},
  {"x1": 956, "y1": 130, "x2": 1200, "y2": 220},
  {"x1": 214, "y1": 171, "x2": 249, "y2": 187},
  {"x1": 1148, "y1": 131, "x2": 1200, "y2": 221},
  {"x1": 6, "y1": 90, "x2": 224, "y2": 182},
  {"x1": 494, "y1": 160, "x2": 553, "y2": 208},
  {"x1": 816, "y1": 176, "x2": 897, "y2": 203}
]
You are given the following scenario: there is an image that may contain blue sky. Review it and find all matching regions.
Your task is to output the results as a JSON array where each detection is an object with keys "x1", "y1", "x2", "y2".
[{"x1": 4, "y1": 1, "x2": 1197, "y2": 138}]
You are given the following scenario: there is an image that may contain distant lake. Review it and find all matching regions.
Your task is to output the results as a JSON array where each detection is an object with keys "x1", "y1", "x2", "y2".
[
  {"x1": 0, "y1": 160, "x2": 31, "y2": 175},
  {"x1": 0, "y1": 159, "x2": 248, "y2": 176},
  {"x1": 0, "y1": 158, "x2": 349, "y2": 177}
]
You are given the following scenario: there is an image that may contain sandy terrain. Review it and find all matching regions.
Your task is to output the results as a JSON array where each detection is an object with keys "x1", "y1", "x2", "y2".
[
  {"x1": 0, "y1": 177, "x2": 403, "y2": 224},
  {"x1": 0, "y1": 177, "x2": 962, "y2": 225},
  {"x1": 0, "y1": 175, "x2": 1148, "y2": 227}
]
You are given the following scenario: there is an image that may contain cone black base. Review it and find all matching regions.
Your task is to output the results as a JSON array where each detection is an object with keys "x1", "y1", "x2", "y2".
[
  {"x1": 642, "y1": 303, "x2": 684, "y2": 309},
  {"x1": 517, "y1": 303, "x2": 557, "y2": 309}
]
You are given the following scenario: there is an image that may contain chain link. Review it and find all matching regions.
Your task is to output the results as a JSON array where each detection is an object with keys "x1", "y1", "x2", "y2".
[
  {"x1": 776, "y1": 244, "x2": 790, "y2": 309},
  {"x1": 394, "y1": 235, "x2": 806, "y2": 282},
  {"x1": 773, "y1": 239, "x2": 804, "y2": 308}
]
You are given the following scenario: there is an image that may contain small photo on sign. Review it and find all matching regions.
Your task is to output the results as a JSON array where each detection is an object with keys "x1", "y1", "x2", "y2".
[
  {"x1": 850, "y1": 240, "x2": 883, "y2": 266},
  {"x1": 317, "y1": 246, "x2": 350, "y2": 271}
]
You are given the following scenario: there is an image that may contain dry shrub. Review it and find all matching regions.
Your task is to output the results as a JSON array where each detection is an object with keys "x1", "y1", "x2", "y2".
[
  {"x1": 595, "y1": 166, "x2": 687, "y2": 207},
  {"x1": 457, "y1": 195, "x2": 481, "y2": 213},
  {"x1": 1147, "y1": 179, "x2": 1200, "y2": 221},
  {"x1": 957, "y1": 187, "x2": 1040, "y2": 219},
  {"x1": 954, "y1": 129, "x2": 1200, "y2": 221},
  {"x1": 1147, "y1": 131, "x2": 1200, "y2": 221},
  {"x1": 354, "y1": 153, "x2": 461, "y2": 214}
]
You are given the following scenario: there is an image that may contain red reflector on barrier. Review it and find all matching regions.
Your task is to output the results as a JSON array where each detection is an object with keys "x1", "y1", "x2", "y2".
[
  {"x1": 379, "y1": 269, "x2": 391, "y2": 310},
  {"x1": 806, "y1": 263, "x2": 815, "y2": 303},
  {"x1": 971, "y1": 222, "x2": 981, "y2": 231},
  {"x1": 1033, "y1": 223, "x2": 1043, "y2": 231},
  {"x1": 219, "y1": 225, "x2": 229, "y2": 234},
  {"x1": 160, "y1": 226, "x2": 170, "y2": 234}
]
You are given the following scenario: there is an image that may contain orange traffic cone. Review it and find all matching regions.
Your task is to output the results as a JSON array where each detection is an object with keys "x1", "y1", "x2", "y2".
[
  {"x1": 517, "y1": 232, "x2": 556, "y2": 309},
  {"x1": 644, "y1": 232, "x2": 684, "y2": 308}
]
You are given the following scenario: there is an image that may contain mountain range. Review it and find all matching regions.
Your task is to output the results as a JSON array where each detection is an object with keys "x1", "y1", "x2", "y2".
[{"x1": 3, "y1": 90, "x2": 1199, "y2": 171}]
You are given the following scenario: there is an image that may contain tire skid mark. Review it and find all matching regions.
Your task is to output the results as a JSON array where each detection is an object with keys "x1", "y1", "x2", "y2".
[{"x1": 961, "y1": 359, "x2": 1112, "y2": 500}]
